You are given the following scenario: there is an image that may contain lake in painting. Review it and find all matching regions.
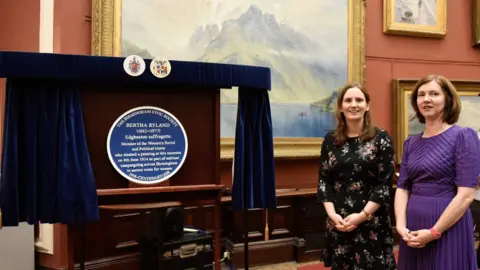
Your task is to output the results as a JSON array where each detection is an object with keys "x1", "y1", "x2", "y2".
[{"x1": 220, "y1": 102, "x2": 336, "y2": 137}]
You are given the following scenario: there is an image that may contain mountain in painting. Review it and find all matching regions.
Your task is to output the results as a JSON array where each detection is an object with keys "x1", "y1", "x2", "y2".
[
  {"x1": 310, "y1": 88, "x2": 341, "y2": 112},
  {"x1": 122, "y1": 40, "x2": 154, "y2": 59},
  {"x1": 190, "y1": 5, "x2": 346, "y2": 103},
  {"x1": 121, "y1": 4, "x2": 346, "y2": 105}
]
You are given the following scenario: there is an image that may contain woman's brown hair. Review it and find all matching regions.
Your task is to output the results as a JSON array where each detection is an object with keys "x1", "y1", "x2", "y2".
[
  {"x1": 333, "y1": 83, "x2": 376, "y2": 146},
  {"x1": 410, "y1": 74, "x2": 461, "y2": 124}
]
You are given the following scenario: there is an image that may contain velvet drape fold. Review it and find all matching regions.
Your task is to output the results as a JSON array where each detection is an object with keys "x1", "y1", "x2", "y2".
[
  {"x1": 0, "y1": 79, "x2": 99, "y2": 226},
  {"x1": 232, "y1": 87, "x2": 276, "y2": 210}
]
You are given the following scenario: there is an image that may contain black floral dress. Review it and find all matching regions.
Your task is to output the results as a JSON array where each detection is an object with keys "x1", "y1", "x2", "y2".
[{"x1": 317, "y1": 128, "x2": 397, "y2": 270}]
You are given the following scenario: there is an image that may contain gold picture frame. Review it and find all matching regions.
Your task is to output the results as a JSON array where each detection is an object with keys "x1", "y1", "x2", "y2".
[
  {"x1": 473, "y1": 0, "x2": 480, "y2": 46},
  {"x1": 383, "y1": 0, "x2": 446, "y2": 38},
  {"x1": 393, "y1": 79, "x2": 480, "y2": 164},
  {"x1": 91, "y1": 0, "x2": 366, "y2": 160}
]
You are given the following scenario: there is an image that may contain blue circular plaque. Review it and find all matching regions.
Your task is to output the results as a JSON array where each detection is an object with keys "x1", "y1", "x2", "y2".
[{"x1": 107, "y1": 106, "x2": 188, "y2": 184}]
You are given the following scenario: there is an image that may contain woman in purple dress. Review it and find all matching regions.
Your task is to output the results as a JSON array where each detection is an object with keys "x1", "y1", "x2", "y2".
[{"x1": 395, "y1": 74, "x2": 480, "y2": 270}]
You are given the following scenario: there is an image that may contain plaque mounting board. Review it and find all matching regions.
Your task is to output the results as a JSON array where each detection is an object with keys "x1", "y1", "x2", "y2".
[{"x1": 106, "y1": 106, "x2": 188, "y2": 185}]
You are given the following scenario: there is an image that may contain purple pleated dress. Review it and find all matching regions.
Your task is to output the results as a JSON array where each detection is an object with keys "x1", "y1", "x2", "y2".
[{"x1": 397, "y1": 125, "x2": 480, "y2": 270}]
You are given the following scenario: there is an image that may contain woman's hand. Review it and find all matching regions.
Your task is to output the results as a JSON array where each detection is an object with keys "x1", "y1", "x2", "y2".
[
  {"x1": 396, "y1": 226, "x2": 412, "y2": 243},
  {"x1": 343, "y1": 213, "x2": 366, "y2": 232},
  {"x1": 406, "y1": 229, "x2": 435, "y2": 248},
  {"x1": 328, "y1": 213, "x2": 356, "y2": 232},
  {"x1": 344, "y1": 212, "x2": 367, "y2": 226}
]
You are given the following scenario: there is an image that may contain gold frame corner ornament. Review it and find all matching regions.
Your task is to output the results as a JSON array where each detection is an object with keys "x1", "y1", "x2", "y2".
[
  {"x1": 91, "y1": 0, "x2": 365, "y2": 159},
  {"x1": 393, "y1": 79, "x2": 480, "y2": 164},
  {"x1": 383, "y1": 0, "x2": 447, "y2": 38}
]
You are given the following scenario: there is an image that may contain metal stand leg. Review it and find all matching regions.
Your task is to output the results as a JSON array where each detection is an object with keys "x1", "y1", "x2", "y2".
[
  {"x1": 243, "y1": 209, "x2": 249, "y2": 270},
  {"x1": 79, "y1": 224, "x2": 85, "y2": 270}
]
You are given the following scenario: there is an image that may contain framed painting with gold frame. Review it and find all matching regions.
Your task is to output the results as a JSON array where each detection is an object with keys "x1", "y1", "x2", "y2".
[
  {"x1": 91, "y1": 0, "x2": 366, "y2": 160},
  {"x1": 393, "y1": 79, "x2": 480, "y2": 164},
  {"x1": 383, "y1": 0, "x2": 446, "y2": 38},
  {"x1": 473, "y1": 0, "x2": 480, "y2": 46}
]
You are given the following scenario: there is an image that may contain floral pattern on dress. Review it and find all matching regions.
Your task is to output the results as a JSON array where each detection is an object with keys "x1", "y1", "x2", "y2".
[{"x1": 317, "y1": 128, "x2": 397, "y2": 270}]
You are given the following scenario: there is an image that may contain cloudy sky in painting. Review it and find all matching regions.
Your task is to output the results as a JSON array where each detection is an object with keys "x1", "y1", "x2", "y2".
[{"x1": 121, "y1": 0, "x2": 348, "y2": 61}]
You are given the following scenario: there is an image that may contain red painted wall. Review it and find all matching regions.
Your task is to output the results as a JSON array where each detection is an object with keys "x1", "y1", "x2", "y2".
[
  {"x1": 53, "y1": 0, "x2": 91, "y2": 54},
  {"x1": 0, "y1": 0, "x2": 40, "y2": 52},
  {"x1": 364, "y1": 0, "x2": 480, "y2": 138}
]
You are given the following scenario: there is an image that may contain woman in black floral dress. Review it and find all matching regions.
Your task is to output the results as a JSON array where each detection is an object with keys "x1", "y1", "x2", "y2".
[{"x1": 317, "y1": 83, "x2": 397, "y2": 270}]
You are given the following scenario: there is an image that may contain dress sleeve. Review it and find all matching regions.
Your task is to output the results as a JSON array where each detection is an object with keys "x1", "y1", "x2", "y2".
[
  {"x1": 369, "y1": 130, "x2": 395, "y2": 205},
  {"x1": 396, "y1": 136, "x2": 412, "y2": 191},
  {"x1": 454, "y1": 127, "x2": 480, "y2": 188},
  {"x1": 317, "y1": 134, "x2": 335, "y2": 203}
]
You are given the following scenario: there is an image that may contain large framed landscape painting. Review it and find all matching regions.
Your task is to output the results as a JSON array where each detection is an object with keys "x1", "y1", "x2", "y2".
[
  {"x1": 92, "y1": 0, "x2": 365, "y2": 159},
  {"x1": 393, "y1": 79, "x2": 480, "y2": 164}
]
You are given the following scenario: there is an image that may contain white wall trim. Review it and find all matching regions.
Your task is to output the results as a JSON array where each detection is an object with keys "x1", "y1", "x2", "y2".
[
  {"x1": 34, "y1": 224, "x2": 54, "y2": 254},
  {"x1": 35, "y1": 0, "x2": 55, "y2": 255},
  {"x1": 39, "y1": 0, "x2": 54, "y2": 53}
]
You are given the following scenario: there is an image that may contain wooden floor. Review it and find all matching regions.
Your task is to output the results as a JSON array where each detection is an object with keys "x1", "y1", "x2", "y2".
[
  {"x1": 236, "y1": 247, "x2": 401, "y2": 270},
  {"x1": 222, "y1": 252, "x2": 397, "y2": 270},
  {"x1": 255, "y1": 243, "x2": 479, "y2": 270},
  {"x1": 298, "y1": 250, "x2": 399, "y2": 270},
  {"x1": 227, "y1": 241, "x2": 480, "y2": 269}
]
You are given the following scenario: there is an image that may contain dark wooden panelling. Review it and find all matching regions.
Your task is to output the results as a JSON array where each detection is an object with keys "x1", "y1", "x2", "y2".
[
  {"x1": 80, "y1": 86, "x2": 218, "y2": 189},
  {"x1": 37, "y1": 253, "x2": 140, "y2": 270},
  {"x1": 222, "y1": 190, "x2": 327, "y2": 268},
  {"x1": 184, "y1": 205, "x2": 216, "y2": 233},
  {"x1": 220, "y1": 159, "x2": 320, "y2": 192},
  {"x1": 40, "y1": 191, "x2": 332, "y2": 270},
  {"x1": 69, "y1": 204, "x2": 220, "y2": 264},
  {"x1": 224, "y1": 238, "x2": 296, "y2": 269},
  {"x1": 293, "y1": 196, "x2": 326, "y2": 242},
  {"x1": 224, "y1": 208, "x2": 267, "y2": 243},
  {"x1": 71, "y1": 210, "x2": 150, "y2": 263},
  {"x1": 268, "y1": 198, "x2": 294, "y2": 240}
]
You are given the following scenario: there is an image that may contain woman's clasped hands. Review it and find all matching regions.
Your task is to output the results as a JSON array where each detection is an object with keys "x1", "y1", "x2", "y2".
[
  {"x1": 329, "y1": 212, "x2": 367, "y2": 232},
  {"x1": 397, "y1": 227, "x2": 435, "y2": 248}
]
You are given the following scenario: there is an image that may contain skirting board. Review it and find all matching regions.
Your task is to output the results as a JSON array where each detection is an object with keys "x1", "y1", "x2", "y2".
[
  {"x1": 36, "y1": 253, "x2": 140, "y2": 270},
  {"x1": 224, "y1": 237, "x2": 297, "y2": 269}
]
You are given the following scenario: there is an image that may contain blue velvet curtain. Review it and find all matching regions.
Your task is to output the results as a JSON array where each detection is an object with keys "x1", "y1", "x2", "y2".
[
  {"x1": 0, "y1": 78, "x2": 99, "y2": 226},
  {"x1": 232, "y1": 87, "x2": 276, "y2": 210}
]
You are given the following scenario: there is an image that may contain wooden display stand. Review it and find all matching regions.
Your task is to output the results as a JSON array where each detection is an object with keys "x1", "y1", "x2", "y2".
[{"x1": 0, "y1": 51, "x2": 272, "y2": 270}]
